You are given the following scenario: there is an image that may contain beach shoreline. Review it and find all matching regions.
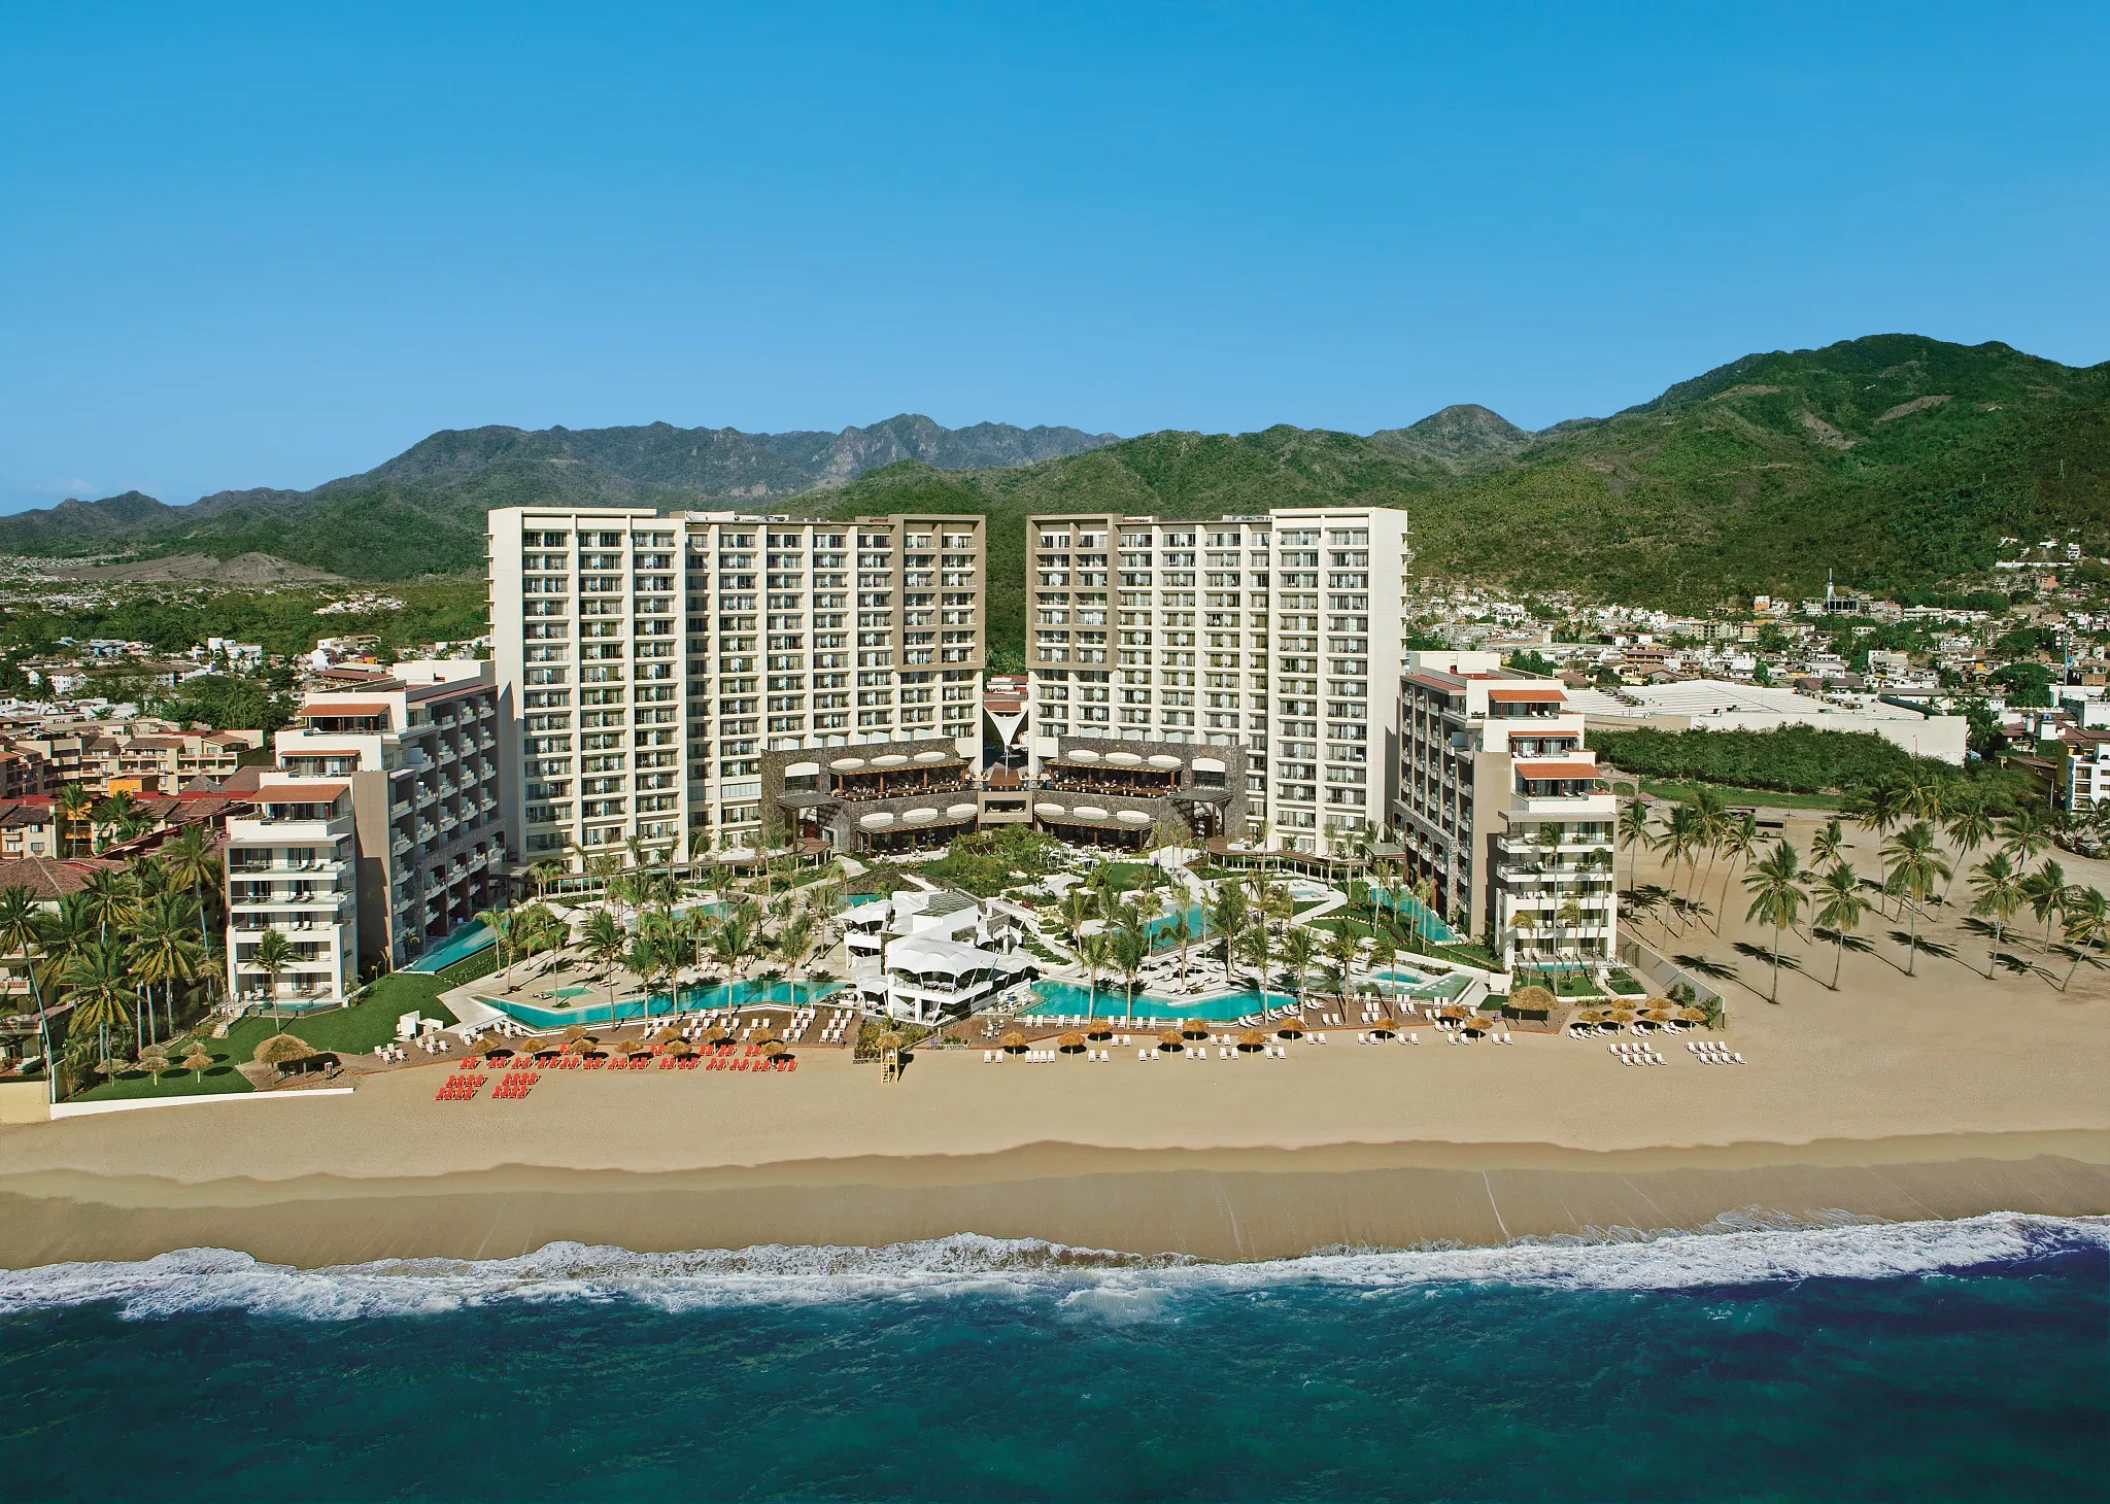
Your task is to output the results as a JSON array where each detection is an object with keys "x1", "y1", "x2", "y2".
[{"x1": 3, "y1": 1122, "x2": 2103, "y2": 1267}]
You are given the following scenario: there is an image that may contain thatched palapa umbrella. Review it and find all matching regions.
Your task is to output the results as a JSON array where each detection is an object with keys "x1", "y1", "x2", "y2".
[
  {"x1": 1180, "y1": 1018, "x2": 1212, "y2": 1039},
  {"x1": 253, "y1": 1033, "x2": 314, "y2": 1066},
  {"x1": 1275, "y1": 1017, "x2": 1306, "y2": 1038},
  {"x1": 999, "y1": 1029, "x2": 1028, "y2": 1054},
  {"x1": 1236, "y1": 1028, "x2": 1269, "y2": 1052},
  {"x1": 1367, "y1": 1016, "x2": 1399, "y2": 1038},
  {"x1": 1057, "y1": 1031, "x2": 1086, "y2": 1053},
  {"x1": 1157, "y1": 1028, "x2": 1186, "y2": 1051},
  {"x1": 1573, "y1": 1008, "x2": 1607, "y2": 1026},
  {"x1": 1674, "y1": 1006, "x2": 1711, "y2": 1024}
]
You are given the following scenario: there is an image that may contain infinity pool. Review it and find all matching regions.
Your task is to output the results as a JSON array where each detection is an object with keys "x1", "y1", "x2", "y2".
[
  {"x1": 482, "y1": 978, "x2": 844, "y2": 1028},
  {"x1": 1023, "y1": 980, "x2": 1297, "y2": 1022}
]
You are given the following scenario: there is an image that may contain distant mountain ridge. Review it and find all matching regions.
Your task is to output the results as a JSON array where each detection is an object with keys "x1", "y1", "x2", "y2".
[
  {"x1": 0, "y1": 415, "x2": 1120, "y2": 575},
  {"x1": 5, "y1": 338, "x2": 2103, "y2": 644}
]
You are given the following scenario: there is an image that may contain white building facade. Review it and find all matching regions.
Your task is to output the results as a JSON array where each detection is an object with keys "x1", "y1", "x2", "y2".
[
  {"x1": 1024, "y1": 507, "x2": 1412, "y2": 857},
  {"x1": 1395, "y1": 650, "x2": 1619, "y2": 972},
  {"x1": 488, "y1": 507, "x2": 986, "y2": 871},
  {"x1": 223, "y1": 777, "x2": 360, "y2": 1004}
]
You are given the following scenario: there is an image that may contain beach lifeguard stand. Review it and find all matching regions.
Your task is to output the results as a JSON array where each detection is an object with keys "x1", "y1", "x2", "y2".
[{"x1": 877, "y1": 1031, "x2": 905, "y2": 1084}]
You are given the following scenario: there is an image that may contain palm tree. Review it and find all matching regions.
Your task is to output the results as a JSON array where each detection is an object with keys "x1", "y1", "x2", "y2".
[
  {"x1": 775, "y1": 914, "x2": 817, "y2": 986},
  {"x1": 90, "y1": 790, "x2": 143, "y2": 853},
  {"x1": 1206, "y1": 883, "x2": 1247, "y2": 970},
  {"x1": 2059, "y1": 887, "x2": 2107, "y2": 992},
  {"x1": 1057, "y1": 887, "x2": 1096, "y2": 957},
  {"x1": 1690, "y1": 788, "x2": 1727, "y2": 909},
  {"x1": 55, "y1": 783, "x2": 92, "y2": 858},
  {"x1": 1165, "y1": 909, "x2": 1195, "y2": 990},
  {"x1": 1809, "y1": 862, "x2": 1868, "y2": 991},
  {"x1": 1810, "y1": 817, "x2": 1846, "y2": 873},
  {"x1": 1112, "y1": 922, "x2": 1150, "y2": 1019},
  {"x1": 2019, "y1": 860, "x2": 2069, "y2": 953},
  {"x1": 1941, "y1": 793, "x2": 1996, "y2": 906},
  {"x1": 1741, "y1": 841, "x2": 1804, "y2": 1003},
  {"x1": 65, "y1": 936, "x2": 135, "y2": 1072},
  {"x1": 1077, "y1": 931, "x2": 1114, "y2": 1018},
  {"x1": 160, "y1": 824, "x2": 222, "y2": 949},
  {"x1": 1235, "y1": 923, "x2": 1273, "y2": 996},
  {"x1": 474, "y1": 907, "x2": 515, "y2": 979},
  {"x1": 1710, "y1": 812, "x2": 1759, "y2": 936},
  {"x1": 34, "y1": 894, "x2": 95, "y2": 1005},
  {"x1": 78, "y1": 867, "x2": 138, "y2": 942},
  {"x1": 1509, "y1": 906, "x2": 1538, "y2": 982},
  {"x1": 0, "y1": 885, "x2": 52, "y2": 1099},
  {"x1": 1658, "y1": 804, "x2": 1701, "y2": 932},
  {"x1": 250, "y1": 929, "x2": 295, "y2": 1025},
  {"x1": 1280, "y1": 926, "x2": 1318, "y2": 1014},
  {"x1": 580, "y1": 909, "x2": 627, "y2": 1012},
  {"x1": 1615, "y1": 797, "x2": 1655, "y2": 899},
  {"x1": 1848, "y1": 780, "x2": 1907, "y2": 912},
  {"x1": 1881, "y1": 822, "x2": 1950, "y2": 976},
  {"x1": 622, "y1": 935, "x2": 666, "y2": 1024},
  {"x1": 1969, "y1": 852, "x2": 2026, "y2": 976},
  {"x1": 129, "y1": 890, "x2": 203, "y2": 1045},
  {"x1": 1321, "y1": 927, "x2": 1359, "y2": 1013},
  {"x1": 1999, "y1": 807, "x2": 2051, "y2": 868}
]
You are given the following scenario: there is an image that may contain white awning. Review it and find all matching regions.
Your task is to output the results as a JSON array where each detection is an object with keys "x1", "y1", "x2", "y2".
[
  {"x1": 1193, "y1": 757, "x2": 1227, "y2": 773},
  {"x1": 1066, "y1": 748, "x2": 1101, "y2": 762},
  {"x1": 872, "y1": 754, "x2": 910, "y2": 768},
  {"x1": 1035, "y1": 802, "x2": 1065, "y2": 817},
  {"x1": 1116, "y1": 809, "x2": 1152, "y2": 824},
  {"x1": 913, "y1": 750, "x2": 950, "y2": 763},
  {"x1": 947, "y1": 802, "x2": 979, "y2": 817},
  {"x1": 1147, "y1": 754, "x2": 1182, "y2": 769},
  {"x1": 859, "y1": 812, "x2": 896, "y2": 829},
  {"x1": 1106, "y1": 751, "x2": 1143, "y2": 766},
  {"x1": 903, "y1": 807, "x2": 938, "y2": 823},
  {"x1": 1074, "y1": 805, "x2": 1109, "y2": 820},
  {"x1": 784, "y1": 760, "x2": 822, "y2": 777},
  {"x1": 830, "y1": 757, "x2": 867, "y2": 772}
]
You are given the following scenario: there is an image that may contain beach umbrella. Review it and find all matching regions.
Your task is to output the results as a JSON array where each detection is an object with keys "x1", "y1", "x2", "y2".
[
  {"x1": 1608, "y1": 1008, "x2": 1638, "y2": 1024},
  {"x1": 702, "y1": 1025, "x2": 731, "y2": 1043},
  {"x1": 1275, "y1": 1018, "x2": 1306, "y2": 1038},
  {"x1": 751, "y1": 1034, "x2": 784, "y2": 1055},
  {"x1": 1236, "y1": 1028, "x2": 1268, "y2": 1052},
  {"x1": 1368, "y1": 1017, "x2": 1398, "y2": 1038},
  {"x1": 1572, "y1": 1008, "x2": 1605, "y2": 1024},
  {"x1": 1180, "y1": 1018, "x2": 1211, "y2": 1039},
  {"x1": 999, "y1": 1030, "x2": 1028, "y2": 1053},
  {"x1": 764, "y1": 1041, "x2": 795, "y2": 1060},
  {"x1": 1674, "y1": 1006, "x2": 1710, "y2": 1023},
  {"x1": 483, "y1": 1044, "x2": 515, "y2": 1061},
  {"x1": 1458, "y1": 1019, "x2": 1487, "y2": 1037},
  {"x1": 561, "y1": 1024, "x2": 592, "y2": 1044},
  {"x1": 1057, "y1": 1031, "x2": 1086, "y2": 1052},
  {"x1": 1157, "y1": 1028, "x2": 1186, "y2": 1050},
  {"x1": 1084, "y1": 1022, "x2": 1114, "y2": 1041},
  {"x1": 664, "y1": 1039, "x2": 695, "y2": 1058}
]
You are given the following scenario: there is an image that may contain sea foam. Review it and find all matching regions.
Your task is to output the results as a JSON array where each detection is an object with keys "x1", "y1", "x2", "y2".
[{"x1": 0, "y1": 1213, "x2": 2101, "y2": 1322}]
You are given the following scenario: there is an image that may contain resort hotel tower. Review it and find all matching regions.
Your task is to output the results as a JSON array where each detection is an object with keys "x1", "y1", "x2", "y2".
[
  {"x1": 487, "y1": 507, "x2": 986, "y2": 869},
  {"x1": 1393, "y1": 650, "x2": 1619, "y2": 973},
  {"x1": 1024, "y1": 508, "x2": 1413, "y2": 859}
]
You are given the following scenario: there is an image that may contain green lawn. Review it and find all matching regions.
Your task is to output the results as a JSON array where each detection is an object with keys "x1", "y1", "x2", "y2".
[
  {"x1": 1093, "y1": 862, "x2": 1159, "y2": 893},
  {"x1": 1639, "y1": 778, "x2": 1843, "y2": 811},
  {"x1": 73, "y1": 1047, "x2": 252, "y2": 1101},
  {"x1": 222, "y1": 973, "x2": 461, "y2": 1062}
]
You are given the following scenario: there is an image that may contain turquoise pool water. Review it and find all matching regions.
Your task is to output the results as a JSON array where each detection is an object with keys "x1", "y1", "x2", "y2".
[
  {"x1": 402, "y1": 920, "x2": 494, "y2": 974},
  {"x1": 1368, "y1": 890, "x2": 1458, "y2": 942},
  {"x1": 1142, "y1": 902, "x2": 1212, "y2": 950},
  {"x1": 1024, "y1": 980, "x2": 1296, "y2": 1022},
  {"x1": 482, "y1": 978, "x2": 844, "y2": 1028}
]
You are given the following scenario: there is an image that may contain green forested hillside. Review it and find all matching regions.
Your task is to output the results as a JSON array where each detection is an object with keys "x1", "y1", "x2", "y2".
[
  {"x1": 810, "y1": 336, "x2": 2108, "y2": 654},
  {"x1": 4, "y1": 338, "x2": 2103, "y2": 642}
]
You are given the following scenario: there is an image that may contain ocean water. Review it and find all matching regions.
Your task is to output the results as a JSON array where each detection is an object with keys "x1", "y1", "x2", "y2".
[{"x1": 0, "y1": 1215, "x2": 2103, "y2": 1501}]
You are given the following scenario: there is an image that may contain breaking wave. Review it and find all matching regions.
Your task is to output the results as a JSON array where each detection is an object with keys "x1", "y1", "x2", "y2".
[{"x1": 1, "y1": 1213, "x2": 2101, "y2": 1322}]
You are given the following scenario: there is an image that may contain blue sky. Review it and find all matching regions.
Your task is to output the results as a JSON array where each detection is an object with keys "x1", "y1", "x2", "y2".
[{"x1": 2, "y1": 2, "x2": 2104, "y2": 511}]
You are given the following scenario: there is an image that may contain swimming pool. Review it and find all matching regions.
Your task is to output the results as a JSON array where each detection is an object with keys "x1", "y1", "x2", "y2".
[
  {"x1": 402, "y1": 920, "x2": 494, "y2": 974},
  {"x1": 481, "y1": 978, "x2": 845, "y2": 1028},
  {"x1": 1367, "y1": 890, "x2": 1458, "y2": 942},
  {"x1": 1023, "y1": 980, "x2": 1297, "y2": 1022}
]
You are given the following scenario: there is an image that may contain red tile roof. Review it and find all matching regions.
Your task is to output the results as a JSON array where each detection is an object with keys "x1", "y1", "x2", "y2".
[
  {"x1": 1515, "y1": 759, "x2": 1599, "y2": 780},
  {"x1": 1488, "y1": 685, "x2": 1565, "y2": 702}
]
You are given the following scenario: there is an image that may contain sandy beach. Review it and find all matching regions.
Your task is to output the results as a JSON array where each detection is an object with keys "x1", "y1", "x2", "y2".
[{"x1": 3, "y1": 809, "x2": 2105, "y2": 1266}]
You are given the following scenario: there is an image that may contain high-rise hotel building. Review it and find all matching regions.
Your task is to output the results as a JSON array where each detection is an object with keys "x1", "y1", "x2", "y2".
[
  {"x1": 488, "y1": 507, "x2": 985, "y2": 868},
  {"x1": 1024, "y1": 507, "x2": 1411, "y2": 858}
]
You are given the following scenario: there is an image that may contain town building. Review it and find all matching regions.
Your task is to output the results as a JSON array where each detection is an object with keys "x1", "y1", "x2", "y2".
[
  {"x1": 270, "y1": 662, "x2": 507, "y2": 972},
  {"x1": 1024, "y1": 507, "x2": 1412, "y2": 857},
  {"x1": 1394, "y1": 650, "x2": 1619, "y2": 973},
  {"x1": 223, "y1": 776, "x2": 360, "y2": 1005},
  {"x1": 487, "y1": 506, "x2": 986, "y2": 870}
]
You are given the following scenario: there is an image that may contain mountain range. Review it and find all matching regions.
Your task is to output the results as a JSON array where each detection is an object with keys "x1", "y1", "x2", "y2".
[{"x1": 6, "y1": 335, "x2": 2104, "y2": 656}]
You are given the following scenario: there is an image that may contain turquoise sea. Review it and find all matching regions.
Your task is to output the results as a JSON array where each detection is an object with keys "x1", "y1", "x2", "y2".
[{"x1": 0, "y1": 1214, "x2": 2102, "y2": 1500}]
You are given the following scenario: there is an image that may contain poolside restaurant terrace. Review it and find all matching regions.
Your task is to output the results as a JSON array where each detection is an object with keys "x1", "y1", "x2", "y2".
[
  {"x1": 815, "y1": 750, "x2": 971, "y2": 801},
  {"x1": 1040, "y1": 746, "x2": 1184, "y2": 796}
]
